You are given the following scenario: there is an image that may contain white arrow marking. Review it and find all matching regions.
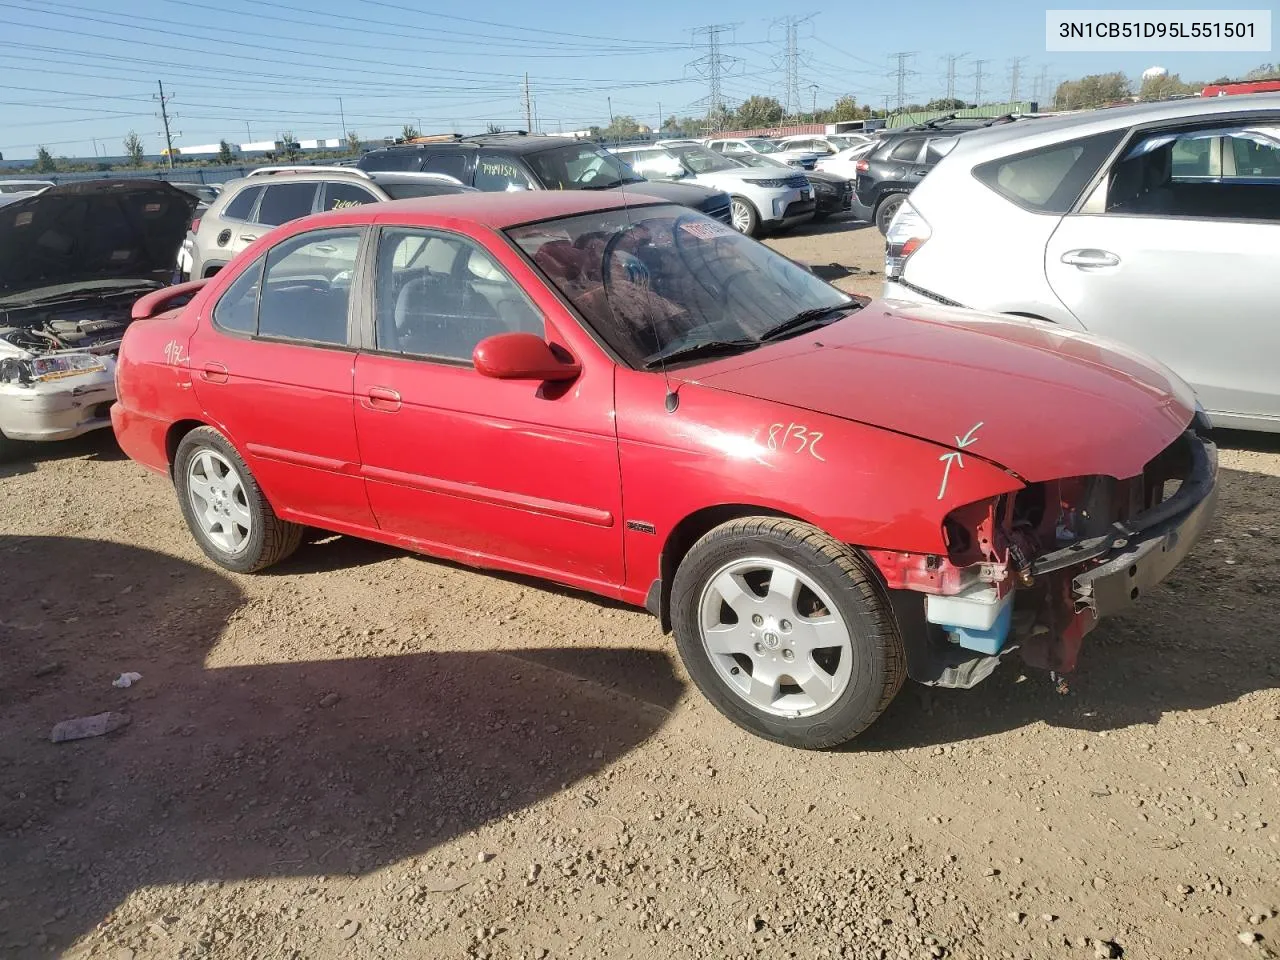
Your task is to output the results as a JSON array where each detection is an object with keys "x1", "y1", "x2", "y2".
[{"x1": 936, "y1": 421, "x2": 984, "y2": 501}]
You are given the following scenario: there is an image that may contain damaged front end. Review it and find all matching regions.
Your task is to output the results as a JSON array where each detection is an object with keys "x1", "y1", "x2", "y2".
[
  {"x1": 0, "y1": 292, "x2": 141, "y2": 442},
  {"x1": 868, "y1": 417, "x2": 1218, "y2": 690}
]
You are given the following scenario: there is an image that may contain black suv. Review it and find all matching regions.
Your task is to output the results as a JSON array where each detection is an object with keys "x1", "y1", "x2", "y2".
[
  {"x1": 357, "y1": 133, "x2": 733, "y2": 225},
  {"x1": 853, "y1": 114, "x2": 1027, "y2": 233}
]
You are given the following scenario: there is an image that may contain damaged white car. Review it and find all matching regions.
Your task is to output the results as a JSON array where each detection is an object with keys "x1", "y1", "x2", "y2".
[{"x1": 0, "y1": 179, "x2": 196, "y2": 455}]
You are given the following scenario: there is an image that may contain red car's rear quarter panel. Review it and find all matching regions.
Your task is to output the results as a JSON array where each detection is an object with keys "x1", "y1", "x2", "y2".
[
  {"x1": 614, "y1": 370, "x2": 1022, "y2": 600},
  {"x1": 112, "y1": 303, "x2": 206, "y2": 475}
]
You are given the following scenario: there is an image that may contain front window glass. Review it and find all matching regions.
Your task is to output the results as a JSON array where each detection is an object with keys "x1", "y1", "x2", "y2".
[
  {"x1": 524, "y1": 144, "x2": 641, "y2": 190},
  {"x1": 474, "y1": 154, "x2": 535, "y2": 192},
  {"x1": 374, "y1": 228, "x2": 543, "y2": 362},
  {"x1": 255, "y1": 182, "x2": 317, "y2": 226},
  {"x1": 510, "y1": 205, "x2": 857, "y2": 369},
  {"x1": 745, "y1": 139, "x2": 782, "y2": 153}
]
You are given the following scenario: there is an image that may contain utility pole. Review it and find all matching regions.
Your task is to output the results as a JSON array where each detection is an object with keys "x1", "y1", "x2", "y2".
[
  {"x1": 244, "y1": 121, "x2": 252, "y2": 142},
  {"x1": 1036, "y1": 64, "x2": 1051, "y2": 108},
  {"x1": 944, "y1": 53, "x2": 967, "y2": 104},
  {"x1": 972, "y1": 59, "x2": 988, "y2": 105},
  {"x1": 810, "y1": 83, "x2": 819, "y2": 117},
  {"x1": 657, "y1": 100, "x2": 662, "y2": 133},
  {"x1": 607, "y1": 96, "x2": 613, "y2": 124},
  {"x1": 522, "y1": 73, "x2": 532, "y2": 132},
  {"x1": 1009, "y1": 56, "x2": 1028, "y2": 104},
  {"x1": 155, "y1": 80, "x2": 176, "y2": 168},
  {"x1": 338, "y1": 97, "x2": 346, "y2": 140},
  {"x1": 889, "y1": 51, "x2": 917, "y2": 112},
  {"x1": 689, "y1": 23, "x2": 743, "y2": 131}
]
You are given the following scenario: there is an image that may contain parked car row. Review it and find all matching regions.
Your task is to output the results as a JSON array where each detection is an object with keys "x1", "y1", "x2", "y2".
[{"x1": 881, "y1": 92, "x2": 1280, "y2": 434}]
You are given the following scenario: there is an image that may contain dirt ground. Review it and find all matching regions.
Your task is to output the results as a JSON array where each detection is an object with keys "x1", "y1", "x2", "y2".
[{"x1": 2, "y1": 216, "x2": 1278, "y2": 960}]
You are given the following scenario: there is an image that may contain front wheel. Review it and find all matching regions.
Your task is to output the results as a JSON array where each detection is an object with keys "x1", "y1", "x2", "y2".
[
  {"x1": 670, "y1": 517, "x2": 905, "y2": 749},
  {"x1": 875, "y1": 193, "x2": 906, "y2": 235},
  {"x1": 729, "y1": 196, "x2": 760, "y2": 237},
  {"x1": 173, "y1": 427, "x2": 303, "y2": 573}
]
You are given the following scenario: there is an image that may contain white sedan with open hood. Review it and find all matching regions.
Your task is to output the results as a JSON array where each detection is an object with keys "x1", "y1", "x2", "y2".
[{"x1": 0, "y1": 179, "x2": 197, "y2": 454}]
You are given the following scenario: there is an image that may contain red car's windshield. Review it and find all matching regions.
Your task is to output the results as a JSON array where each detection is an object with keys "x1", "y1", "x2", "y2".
[{"x1": 508, "y1": 205, "x2": 854, "y2": 369}]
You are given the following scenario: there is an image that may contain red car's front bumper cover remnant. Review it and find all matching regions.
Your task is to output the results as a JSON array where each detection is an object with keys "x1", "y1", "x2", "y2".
[{"x1": 882, "y1": 429, "x2": 1219, "y2": 686}]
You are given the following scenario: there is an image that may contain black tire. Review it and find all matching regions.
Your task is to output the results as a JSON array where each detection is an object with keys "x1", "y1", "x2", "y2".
[
  {"x1": 670, "y1": 517, "x2": 905, "y2": 749},
  {"x1": 811, "y1": 210, "x2": 831, "y2": 222},
  {"x1": 875, "y1": 193, "x2": 907, "y2": 235},
  {"x1": 173, "y1": 426, "x2": 303, "y2": 573},
  {"x1": 729, "y1": 196, "x2": 760, "y2": 237},
  {"x1": 0, "y1": 430, "x2": 20, "y2": 463}
]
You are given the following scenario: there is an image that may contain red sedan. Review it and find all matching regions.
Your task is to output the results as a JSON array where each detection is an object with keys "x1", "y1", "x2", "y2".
[{"x1": 113, "y1": 191, "x2": 1218, "y2": 748}]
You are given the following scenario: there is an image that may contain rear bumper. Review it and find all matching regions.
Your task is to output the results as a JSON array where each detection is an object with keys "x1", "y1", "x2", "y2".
[
  {"x1": 110, "y1": 401, "x2": 173, "y2": 475},
  {"x1": 0, "y1": 369, "x2": 116, "y2": 442}
]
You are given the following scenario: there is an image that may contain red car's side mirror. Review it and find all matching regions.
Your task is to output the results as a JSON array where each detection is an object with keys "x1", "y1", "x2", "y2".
[{"x1": 473, "y1": 332, "x2": 581, "y2": 382}]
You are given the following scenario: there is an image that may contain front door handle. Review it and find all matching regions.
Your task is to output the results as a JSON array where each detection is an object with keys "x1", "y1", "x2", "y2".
[
  {"x1": 200, "y1": 362, "x2": 229, "y2": 384},
  {"x1": 240, "y1": 234, "x2": 259, "y2": 244},
  {"x1": 363, "y1": 385, "x2": 401, "y2": 412},
  {"x1": 1061, "y1": 249, "x2": 1120, "y2": 268}
]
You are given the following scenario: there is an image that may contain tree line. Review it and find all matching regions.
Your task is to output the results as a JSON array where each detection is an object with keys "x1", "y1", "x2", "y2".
[{"x1": 1055, "y1": 61, "x2": 1276, "y2": 110}]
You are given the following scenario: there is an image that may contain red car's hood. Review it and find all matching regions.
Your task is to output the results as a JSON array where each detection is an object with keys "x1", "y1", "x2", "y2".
[{"x1": 689, "y1": 301, "x2": 1196, "y2": 482}]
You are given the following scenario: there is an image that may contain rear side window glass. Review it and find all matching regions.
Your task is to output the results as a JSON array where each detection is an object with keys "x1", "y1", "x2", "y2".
[
  {"x1": 222, "y1": 185, "x2": 261, "y2": 221},
  {"x1": 257, "y1": 229, "x2": 361, "y2": 345},
  {"x1": 359, "y1": 151, "x2": 420, "y2": 172},
  {"x1": 212, "y1": 258, "x2": 264, "y2": 334},
  {"x1": 256, "y1": 182, "x2": 317, "y2": 226},
  {"x1": 973, "y1": 131, "x2": 1123, "y2": 214},
  {"x1": 889, "y1": 138, "x2": 924, "y2": 162},
  {"x1": 422, "y1": 153, "x2": 469, "y2": 182},
  {"x1": 323, "y1": 182, "x2": 378, "y2": 211}
]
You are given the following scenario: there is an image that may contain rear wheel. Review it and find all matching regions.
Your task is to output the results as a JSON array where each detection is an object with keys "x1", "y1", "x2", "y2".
[
  {"x1": 729, "y1": 196, "x2": 760, "y2": 237},
  {"x1": 173, "y1": 427, "x2": 303, "y2": 573},
  {"x1": 875, "y1": 193, "x2": 907, "y2": 235},
  {"x1": 670, "y1": 517, "x2": 905, "y2": 749}
]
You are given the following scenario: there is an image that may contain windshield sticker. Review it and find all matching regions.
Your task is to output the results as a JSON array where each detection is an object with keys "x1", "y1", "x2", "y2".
[
  {"x1": 767, "y1": 422, "x2": 825, "y2": 462},
  {"x1": 678, "y1": 220, "x2": 736, "y2": 241},
  {"x1": 936, "y1": 422, "x2": 983, "y2": 500},
  {"x1": 14, "y1": 212, "x2": 33, "y2": 227}
]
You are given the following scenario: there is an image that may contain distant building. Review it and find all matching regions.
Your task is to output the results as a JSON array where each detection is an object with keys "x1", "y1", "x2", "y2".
[{"x1": 1201, "y1": 78, "x2": 1280, "y2": 96}]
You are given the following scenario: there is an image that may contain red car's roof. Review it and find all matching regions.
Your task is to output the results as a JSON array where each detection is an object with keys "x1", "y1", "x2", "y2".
[{"x1": 313, "y1": 189, "x2": 673, "y2": 232}]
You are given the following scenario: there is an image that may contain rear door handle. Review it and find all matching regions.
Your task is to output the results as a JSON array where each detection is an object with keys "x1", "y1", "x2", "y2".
[
  {"x1": 200, "y1": 362, "x2": 229, "y2": 384},
  {"x1": 240, "y1": 234, "x2": 259, "y2": 244},
  {"x1": 363, "y1": 385, "x2": 401, "y2": 412},
  {"x1": 1061, "y1": 249, "x2": 1120, "y2": 268}
]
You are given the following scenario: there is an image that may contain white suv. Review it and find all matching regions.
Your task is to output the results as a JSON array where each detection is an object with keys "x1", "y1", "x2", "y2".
[
  {"x1": 611, "y1": 142, "x2": 816, "y2": 236},
  {"x1": 704, "y1": 137, "x2": 822, "y2": 170},
  {"x1": 882, "y1": 93, "x2": 1280, "y2": 432}
]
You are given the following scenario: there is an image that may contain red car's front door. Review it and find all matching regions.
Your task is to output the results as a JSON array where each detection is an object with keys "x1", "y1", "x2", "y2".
[
  {"x1": 352, "y1": 226, "x2": 623, "y2": 591},
  {"x1": 188, "y1": 228, "x2": 376, "y2": 530}
]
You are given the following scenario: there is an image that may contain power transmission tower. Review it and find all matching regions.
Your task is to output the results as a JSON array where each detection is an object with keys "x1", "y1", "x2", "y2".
[
  {"x1": 522, "y1": 73, "x2": 531, "y2": 131},
  {"x1": 154, "y1": 80, "x2": 176, "y2": 168},
  {"x1": 972, "y1": 59, "x2": 988, "y2": 105},
  {"x1": 773, "y1": 15, "x2": 814, "y2": 119},
  {"x1": 944, "y1": 53, "x2": 967, "y2": 104},
  {"x1": 1009, "y1": 57, "x2": 1028, "y2": 104},
  {"x1": 810, "y1": 83, "x2": 819, "y2": 117},
  {"x1": 1035, "y1": 64, "x2": 1051, "y2": 107},
  {"x1": 689, "y1": 23, "x2": 742, "y2": 131},
  {"x1": 889, "y1": 51, "x2": 917, "y2": 112}
]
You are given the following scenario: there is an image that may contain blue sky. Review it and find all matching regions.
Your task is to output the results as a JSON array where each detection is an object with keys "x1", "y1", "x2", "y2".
[{"x1": 0, "y1": 0, "x2": 1271, "y2": 160}]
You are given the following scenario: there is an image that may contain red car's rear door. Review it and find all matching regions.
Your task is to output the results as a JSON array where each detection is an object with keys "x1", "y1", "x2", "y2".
[
  {"x1": 352, "y1": 226, "x2": 623, "y2": 591},
  {"x1": 188, "y1": 228, "x2": 376, "y2": 530}
]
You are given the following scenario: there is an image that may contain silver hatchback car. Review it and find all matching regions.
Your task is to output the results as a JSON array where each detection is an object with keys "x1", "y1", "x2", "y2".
[
  {"x1": 181, "y1": 166, "x2": 471, "y2": 279},
  {"x1": 882, "y1": 93, "x2": 1280, "y2": 433}
]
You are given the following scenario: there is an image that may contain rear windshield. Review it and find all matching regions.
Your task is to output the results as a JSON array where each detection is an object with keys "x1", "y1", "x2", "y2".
[
  {"x1": 379, "y1": 182, "x2": 465, "y2": 200},
  {"x1": 972, "y1": 131, "x2": 1124, "y2": 213},
  {"x1": 358, "y1": 151, "x2": 422, "y2": 172}
]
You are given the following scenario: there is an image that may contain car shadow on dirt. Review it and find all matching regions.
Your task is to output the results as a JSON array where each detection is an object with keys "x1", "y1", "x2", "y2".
[
  {"x1": 786, "y1": 213, "x2": 873, "y2": 237},
  {"x1": 855, "y1": 463, "x2": 1280, "y2": 753},
  {"x1": 0, "y1": 535, "x2": 682, "y2": 957},
  {"x1": 0, "y1": 431, "x2": 124, "y2": 479}
]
